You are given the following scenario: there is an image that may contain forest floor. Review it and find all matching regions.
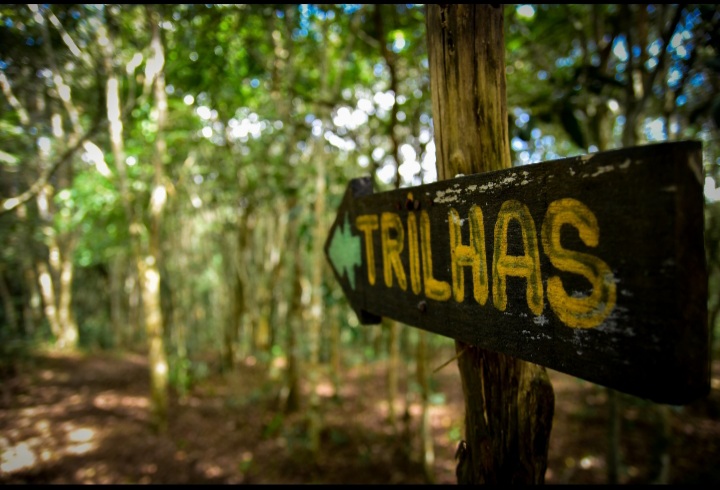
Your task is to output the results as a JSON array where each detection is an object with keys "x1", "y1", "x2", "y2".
[{"x1": 1, "y1": 345, "x2": 719, "y2": 485}]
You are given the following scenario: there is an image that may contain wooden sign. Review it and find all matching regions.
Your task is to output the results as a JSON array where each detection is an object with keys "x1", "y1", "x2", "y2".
[{"x1": 324, "y1": 141, "x2": 709, "y2": 405}]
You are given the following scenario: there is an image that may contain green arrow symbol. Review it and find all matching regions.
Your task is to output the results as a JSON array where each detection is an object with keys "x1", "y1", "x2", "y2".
[{"x1": 328, "y1": 213, "x2": 362, "y2": 290}]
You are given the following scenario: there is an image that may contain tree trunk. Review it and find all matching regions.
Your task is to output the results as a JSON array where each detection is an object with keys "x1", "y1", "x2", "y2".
[
  {"x1": 269, "y1": 202, "x2": 290, "y2": 354},
  {"x1": 426, "y1": 5, "x2": 555, "y2": 483},
  {"x1": 252, "y1": 215, "x2": 271, "y2": 357},
  {"x1": 13, "y1": 203, "x2": 41, "y2": 339},
  {"x1": 138, "y1": 255, "x2": 168, "y2": 431},
  {"x1": 386, "y1": 320, "x2": 399, "y2": 428},
  {"x1": 165, "y1": 213, "x2": 190, "y2": 400},
  {"x1": 0, "y1": 265, "x2": 19, "y2": 335},
  {"x1": 36, "y1": 199, "x2": 78, "y2": 351},
  {"x1": 109, "y1": 255, "x2": 127, "y2": 348},
  {"x1": 307, "y1": 138, "x2": 326, "y2": 456},
  {"x1": 34, "y1": 114, "x2": 79, "y2": 351},
  {"x1": 57, "y1": 246, "x2": 79, "y2": 349},
  {"x1": 143, "y1": 6, "x2": 170, "y2": 433},
  {"x1": 417, "y1": 330, "x2": 435, "y2": 483},
  {"x1": 99, "y1": 12, "x2": 136, "y2": 350},
  {"x1": 36, "y1": 259, "x2": 62, "y2": 341},
  {"x1": 329, "y1": 298, "x2": 341, "y2": 400},
  {"x1": 282, "y1": 213, "x2": 303, "y2": 414},
  {"x1": 222, "y1": 207, "x2": 250, "y2": 371}
]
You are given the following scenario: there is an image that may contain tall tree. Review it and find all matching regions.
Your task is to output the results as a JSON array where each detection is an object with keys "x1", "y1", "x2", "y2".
[
  {"x1": 426, "y1": 5, "x2": 555, "y2": 483},
  {"x1": 140, "y1": 5, "x2": 170, "y2": 433}
]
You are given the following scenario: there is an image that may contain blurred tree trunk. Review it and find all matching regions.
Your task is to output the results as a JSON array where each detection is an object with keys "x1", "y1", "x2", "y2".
[
  {"x1": 386, "y1": 320, "x2": 399, "y2": 427},
  {"x1": 19, "y1": 213, "x2": 42, "y2": 338},
  {"x1": 98, "y1": 10, "x2": 137, "y2": 351},
  {"x1": 329, "y1": 292, "x2": 342, "y2": 399},
  {"x1": 99, "y1": 4, "x2": 169, "y2": 431},
  {"x1": 32, "y1": 7, "x2": 81, "y2": 351},
  {"x1": 165, "y1": 210, "x2": 191, "y2": 400},
  {"x1": 142, "y1": 6, "x2": 170, "y2": 432},
  {"x1": 36, "y1": 258, "x2": 61, "y2": 342},
  {"x1": 224, "y1": 207, "x2": 250, "y2": 372},
  {"x1": 108, "y1": 254, "x2": 127, "y2": 348},
  {"x1": 255, "y1": 207, "x2": 287, "y2": 363},
  {"x1": 253, "y1": 215, "x2": 272, "y2": 358},
  {"x1": 0, "y1": 265, "x2": 19, "y2": 335},
  {"x1": 281, "y1": 198, "x2": 303, "y2": 414},
  {"x1": 280, "y1": 198, "x2": 304, "y2": 413},
  {"x1": 426, "y1": 5, "x2": 555, "y2": 483},
  {"x1": 35, "y1": 143, "x2": 78, "y2": 351},
  {"x1": 401, "y1": 328, "x2": 415, "y2": 456},
  {"x1": 269, "y1": 202, "x2": 290, "y2": 353},
  {"x1": 307, "y1": 137, "x2": 326, "y2": 456},
  {"x1": 417, "y1": 330, "x2": 435, "y2": 483}
]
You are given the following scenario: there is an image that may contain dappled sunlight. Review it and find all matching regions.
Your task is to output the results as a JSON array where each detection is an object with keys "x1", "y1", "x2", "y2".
[
  {"x1": 579, "y1": 455, "x2": 602, "y2": 470},
  {"x1": 1, "y1": 2, "x2": 718, "y2": 485},
  {"x1": 40, "y1": 369, "x2": 69, "y2": 383},
  {"x1": 315, "y1": 381, "x2": 335, "y2": 398},
  {"x1": 197, "y1": 462, "x2": 223, "y2": 479},
  {"x1": 73, "y1": 462, "x2": 113, "y2": 484},
  {"x1": 67, "y1": 427, "x2": 95, "y2": 444},
  {"x1": 17, "y1": 388, "x2": 87, "y2": 419},
  {"x1": 2, "y1": 352, "x2": 719, "y2": 484},
  {"x1": 0, "y1": 419, "x2": 100, "y2": 477},
  {"x1": 93, "y1": 391, "x2": 149, "y2": 414},
  {"x1": 1, "y1": 441, "x2": 36, "y2": 473}
]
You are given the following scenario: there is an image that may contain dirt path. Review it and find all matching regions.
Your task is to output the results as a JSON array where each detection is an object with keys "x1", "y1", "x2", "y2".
[
  {"x1": 1, "y1": 349, "x2": 719, "y2": 484},
  {"x1": 0, "y1": 350, "x2": 462, "y2": 484}
]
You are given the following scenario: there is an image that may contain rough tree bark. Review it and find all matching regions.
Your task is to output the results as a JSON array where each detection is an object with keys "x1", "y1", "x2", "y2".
[{"x1": 426, "y1": 5, "x2": 555, "y2": 483}]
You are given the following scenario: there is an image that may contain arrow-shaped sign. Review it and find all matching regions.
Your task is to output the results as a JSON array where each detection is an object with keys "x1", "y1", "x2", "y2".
[
  {"x1": 327, "y1": 213, "x2": 362, "y2": 290},
  {"x1": 324, "y1": 141, "x2": 709, "y2": 405}
]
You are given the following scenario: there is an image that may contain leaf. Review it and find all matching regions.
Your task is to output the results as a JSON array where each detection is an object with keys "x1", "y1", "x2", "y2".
[{"x1": 0, "y1": 149, "x2": 19, "y2": 165}]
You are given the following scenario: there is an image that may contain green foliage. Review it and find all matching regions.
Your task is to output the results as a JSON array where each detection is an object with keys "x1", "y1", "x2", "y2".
[
  {"x1": 168, "y1": 354, "x2": 192, "y2": 396},
  {"x1": 1, "y1": 6, "x2": 717, "y2": 430},
  {"x1": 506, "y1": 4, "x2": 720, "y2": 158},
  {"x1": 262, "y1": 412, "x2": 285, "y2": 439}
]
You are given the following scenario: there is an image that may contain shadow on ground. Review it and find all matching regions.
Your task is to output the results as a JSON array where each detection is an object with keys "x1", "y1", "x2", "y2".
[{"x1": 1, "y1": 349, "x2": 719, "y2": 484}]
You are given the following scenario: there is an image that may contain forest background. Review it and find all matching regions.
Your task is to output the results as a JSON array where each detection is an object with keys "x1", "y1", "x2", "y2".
[{"x1": 1, "y1": 4, "x2": 720, "y2": 484}]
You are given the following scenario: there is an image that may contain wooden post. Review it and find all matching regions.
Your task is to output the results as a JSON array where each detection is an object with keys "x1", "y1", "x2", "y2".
[
  {"x1": 326, "y1": 4, "x2": 708, "y2": 482},
  {"x1": 425, "y1": 5, "x2": 555, "y2": 483}
]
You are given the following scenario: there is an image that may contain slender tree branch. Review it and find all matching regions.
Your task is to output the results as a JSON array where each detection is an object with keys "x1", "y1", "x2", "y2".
[
  {"x1": 46, "y1": 9, "x2": 82, "y2": 59},
  {"x1": 375, "y1": 4, "x2": 402, "y2": 189},
  {"x1": 642, "y1": 5, "x2": 684, "y2": 101},
  {"x1": 2, "y1": 5, "x2": 148, "y2": 216},
  {"x1": 0, "y1": 119, "x2": 106, "y2": 216},
  {"x1": 0, "y1": 71, "x2": 31, "y2": 127},
  {"x1": 32, "y1": 4, "x2": 83, "y2": 139}
]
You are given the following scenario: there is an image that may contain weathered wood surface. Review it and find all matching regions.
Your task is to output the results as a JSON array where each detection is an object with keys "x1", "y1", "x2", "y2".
[
  {"x1": 426, "y1": 4, "x2": 553, "y2": 484},
  {"x1": 325, "y1": 141, "x2": 708, "y2": 404}
]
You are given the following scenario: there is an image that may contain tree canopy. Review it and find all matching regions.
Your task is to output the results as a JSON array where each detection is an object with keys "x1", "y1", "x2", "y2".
[{"x1": 1, "y1": 3, "x2": 719, "y2": 484}]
